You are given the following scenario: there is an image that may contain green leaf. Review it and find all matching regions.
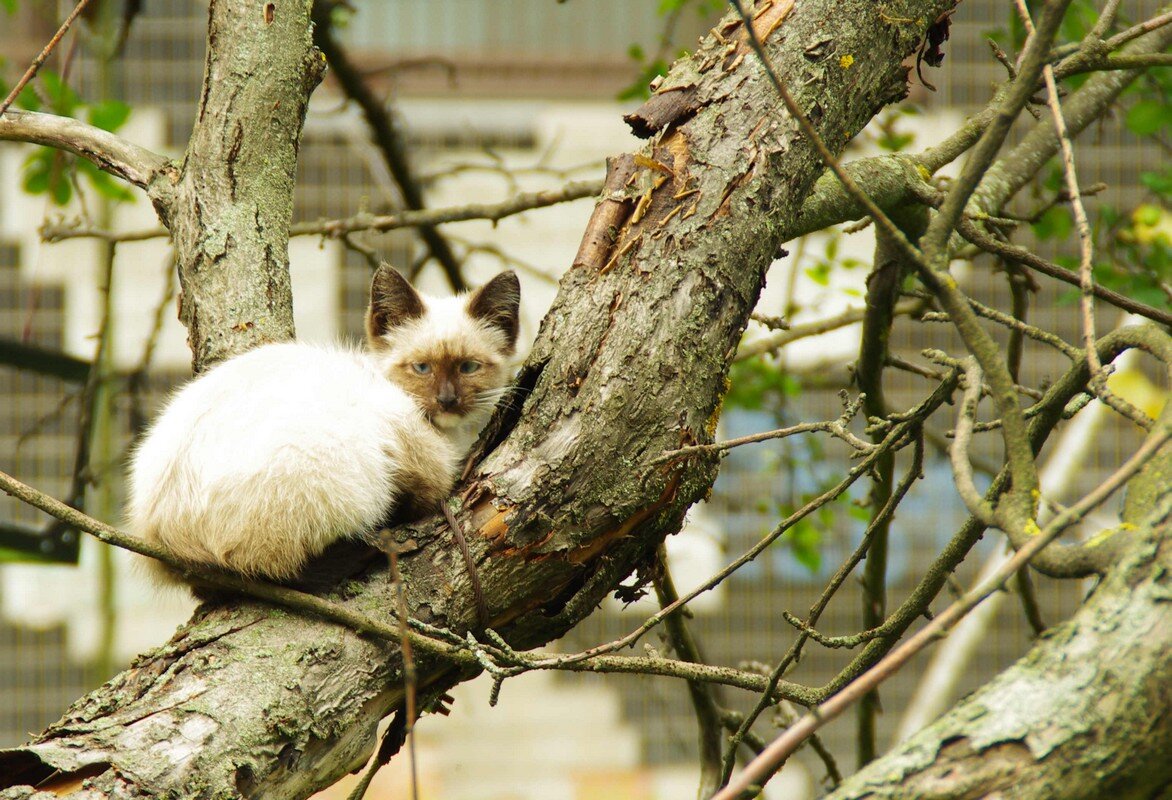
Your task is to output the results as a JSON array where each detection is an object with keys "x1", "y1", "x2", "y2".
[
  {"x1": 88, "y1": 100, "x2": 131, "y2": 133},
  {"x1": 1140, "y1": 170, "x2": 1172, "y2": 198},
  {"x1": 0, "y1": 545, "x2": 56, "y2": 563},
  {"x1": 805, "y1": 263, "x2": 831, "y2": 286},
  {"x1": 877, "y1": 131, "x2": 914, "y2": 152},
  {"x1": 1032, "y1": 206, "x2": 1073, "y2": 241},
  {"x1": 51, "y1": 171, "x2": 72, "y2": 205},
  {"x1": 22, "y1": 150, "x2": 75, "y2": 205},
  {"x1": 38, "y1": 69, "x2": 79, "y2": 115},
  {"x1": 787, "y1": 520, "x2": 822, "y2": 573},
  {"x1": 15, "y1": 83, "x2": 41, "y2": 111},
  {"x1": 1125, "y1": 101, "x2": 1171, "y2": 136},
  {"x1": 77, "y1": 160, "x2": 134, "y2": 202},
  {"x1": 0, "y1": 0, "x2": 16, "y2": 16},
  {"x1": 21, "y1": 152, "x2": 51, "y2": 194}
]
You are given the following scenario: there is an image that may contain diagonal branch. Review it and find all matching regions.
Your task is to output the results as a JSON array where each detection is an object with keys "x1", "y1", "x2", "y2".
[
  {"x1": 0, "y1": 109, "x2": 174, "y2": 192},
  {"x1": 311, "y1": 0, "x2": 466, "y2": 291}
]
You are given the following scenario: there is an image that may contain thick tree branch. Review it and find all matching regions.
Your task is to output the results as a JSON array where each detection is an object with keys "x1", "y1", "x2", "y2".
[
  {"x1": 165, "y1": 0, "x2": 325, "y2": 371},
  {"x1": 0, "y1": 110, "x2": 174, "y2": 193},
  {"x1": 821, "y1": 425, "x2": 1172, "y2": 799},
  {"x1": 719, "y1": 399, "x2": 1172, "y2": 800}
]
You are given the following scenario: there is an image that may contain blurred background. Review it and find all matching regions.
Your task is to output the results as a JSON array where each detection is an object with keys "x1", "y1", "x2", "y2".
[{"x1": 0, "y1": 1, "x2": 1166, "y2": 797}]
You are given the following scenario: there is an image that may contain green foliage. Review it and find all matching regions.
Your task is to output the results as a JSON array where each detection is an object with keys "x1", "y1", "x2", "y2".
[
  {"x1": 1125, "y1": 101, "x2": 1172, "y2": 137},
  {"x1": 617, "y1": 0, "x2": 722, "y2": 101},
  {"x1": 1052, "y1": 167, "x2": 1171, "y2": 308},
  {"x1": 0, "y1": 0, "x2": 16, "y2": 16},
  {"x1": 1031, "y1": 205, "x2": 1073, "y2": 241},
  {"x1": 88, "y1": 99, "x2": 131, "y2": 132},
  {"x1": 4, "y1": 69, "x2": 135, "y2": 206},
  {"x1": 0, "y1": 545, "x2": 54, "y2": 564},
  {"x1": 726, "y1": 357, "x2": 801, "y2": 412},
  {"x1": 618, "y1": 44, "x2": 673, "y2": 102},
  {"x1": 801, "y1": 230, "x2": 866, "y2": 293},
  {"x1": 783, "y1": 516, "x2": 822, "y2": 572},
  {"x1": 872, "y1": 107, "x2": 919, "y2": 153}
]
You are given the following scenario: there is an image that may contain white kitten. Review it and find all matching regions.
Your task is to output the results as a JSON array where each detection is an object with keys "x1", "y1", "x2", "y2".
[{"x1": 126, "y1": 268, "x2": 520, "y2": 585}]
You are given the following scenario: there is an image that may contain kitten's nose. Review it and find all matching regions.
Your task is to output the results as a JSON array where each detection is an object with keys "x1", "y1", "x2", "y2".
[{"x1": 438, "y1": 385, "x2": 458, "y2": 411}]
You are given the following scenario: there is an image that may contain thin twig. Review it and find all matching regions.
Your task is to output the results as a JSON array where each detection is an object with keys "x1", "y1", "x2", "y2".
[
  {"x1": 312, "y1": 1, "x2": 466, "y2": 291},
  {"x1": 38, "y1": 179, "x2": 604, "y2": 243},
  {"x1": 950, "y1": 216, "x2": 1172, "y2": 327},
  {"x1": 735, "y1": 301, "x2": 922, "y2": 362},
  {"x1": 718, "y1": 435, "x2": 926, "y2": 787},
  {"x1": 0, "y1": 467, "x2": 819, "y2": 702},
  {"x1": 919, "y1": 0, "x2": 1074, "y2": 266},
  {"x1": 1102, "y1": 9, "x2": 1172, "y2": 51},
  {"x1": 441, "y1": 501, "x2": 489, "y2": 629},
  {"x1": 387, "y1": 547, "x2": 419, "y2": 800},
  {"x1": 713, "y1": 413, "x2": 1172, "y2": 800},
  {"x1": 728, "y1": 0, "x2": 922, "y2": 270},
  {"x1": 0, "y1": 0, "x2": 93, "y2": 117},
  {"x1": 652, "y1": 544, "x2": 723, "y2": 800},
  {"x1": 951, "y1": 358, "x2": 997, "y2": 524},
  {"x1": 655, "y1": 409, "x2": 871, "y2": 464},
  {"x1": 1012, "y1": 0, "x2": 1101, "y2": 384}
]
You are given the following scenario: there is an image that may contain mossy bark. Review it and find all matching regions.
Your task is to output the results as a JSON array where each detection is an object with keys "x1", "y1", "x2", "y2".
[
  {"x1": 0, "y1": 1, "x2": 960, "y2": 797},
  {"x1": 163, "y1": 0, "x2": 324, "y2": 372}
]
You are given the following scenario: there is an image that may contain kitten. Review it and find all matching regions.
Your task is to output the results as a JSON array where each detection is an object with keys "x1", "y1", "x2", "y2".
[{"x1": 126, "y1": 266, "x2": 520, "y2": 585}]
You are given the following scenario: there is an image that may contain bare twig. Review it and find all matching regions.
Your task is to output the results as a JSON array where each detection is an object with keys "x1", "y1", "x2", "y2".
[
  {"x1": 1012, "y1": 0, "x2": 1101, "y2": 382},
  {"x1": 735, "y1": 301, "x2": 922, "y2": 362},
  {"x1": 713, "y1": 411, "x2": 1172, "y2": 800},
  {"x1": 1102, "y1": 9, "x2": 1172, "y2": 51},
  {"x1": 0, "y1": 0, "x2": 93, "y2": 117},
  {"x1": 920, "y1": 0, "x2": 1073, "y2": 266},
  {"x1": 0, "y1": 467, "x2": 823, "y2": 703},
  {"x1": 655, "y1": 406, "x2": 872, "y2": 464},
  {"x1": 312, "y1": 1, "x2": 466, "y2": 291},
  {"x1": 653, "y1": 545, "x2": 723, "y2": 799},
  {"x1": 951, "y1": 358, "x2": 997, "y2": 524},
  {"x1": 387, "y1": 547, "x2": 419, "y2": 800},
  {"x1": 719, "y1": 435, "x2": 926, "y2": 788},
  {"x1": 951, "y1": 216, "x2": 1172, "y2": 327},
  {"x1": 39, "y1": 179, "x2": 604, "y2": 243}
]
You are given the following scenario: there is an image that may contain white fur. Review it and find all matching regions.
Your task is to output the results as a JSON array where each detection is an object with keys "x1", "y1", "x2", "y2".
[{"x1": 127, "y1": 343, "x2": 459, "y2": 583}]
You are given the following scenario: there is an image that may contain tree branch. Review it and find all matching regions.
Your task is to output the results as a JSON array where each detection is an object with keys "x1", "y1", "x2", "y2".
[
  {"x1": 0, "y1": 109, "x2": 174, "y2": 192},
  {"x1": 311, "y1": 0, "x2": 467, "y2": 291}
]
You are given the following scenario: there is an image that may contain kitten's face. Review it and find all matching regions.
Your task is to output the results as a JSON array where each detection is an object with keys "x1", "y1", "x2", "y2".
[{"x1": 365, "y1": 267, "x2": 520, "y2": 429}]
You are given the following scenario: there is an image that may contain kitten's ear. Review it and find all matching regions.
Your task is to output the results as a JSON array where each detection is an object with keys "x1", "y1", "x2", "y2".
[
  {"x1": 366, "y1": 264, "x2": 425, "y2": 345},
  {"x1": 467, "y1": 271, "x2": 521, "y2": 353}
]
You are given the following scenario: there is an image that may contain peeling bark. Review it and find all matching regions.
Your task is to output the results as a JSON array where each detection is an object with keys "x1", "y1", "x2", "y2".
[{"x1": 0, "y1": 1, "x2": 958, "y2": 797}]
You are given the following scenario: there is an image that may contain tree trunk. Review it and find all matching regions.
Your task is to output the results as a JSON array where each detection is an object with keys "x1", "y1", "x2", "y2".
[
  {"x1": 0, "y1": 0, "x2": 957, "y2": 796},
  {"x1": 164, "y1": 0, "x2": 324, "y2": 372}
]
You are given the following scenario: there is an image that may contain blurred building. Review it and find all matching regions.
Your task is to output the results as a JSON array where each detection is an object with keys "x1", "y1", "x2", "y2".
[{"x1": 0, "y1": 2, "x2": 1163, "y2": 798}]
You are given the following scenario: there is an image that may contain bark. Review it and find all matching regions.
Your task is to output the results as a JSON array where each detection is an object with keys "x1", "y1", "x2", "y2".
[
  {"x1": 164, "y1": 0, "x2": 325, "y2": 372},
  {"x1": 0, "y1": 0, "x2": 958, "y2": 797},
  {"x1": 824, "y1": 410, "x2": 1172, "y2": 800}
]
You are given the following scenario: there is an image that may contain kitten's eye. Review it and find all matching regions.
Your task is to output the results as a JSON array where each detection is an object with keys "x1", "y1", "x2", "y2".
[
  {"x1": 458, "y1": 360, "x2": 481, "y2": 375},
  {"x1": 411, "y1": 362, "x2": 431, "y2": 375}
]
